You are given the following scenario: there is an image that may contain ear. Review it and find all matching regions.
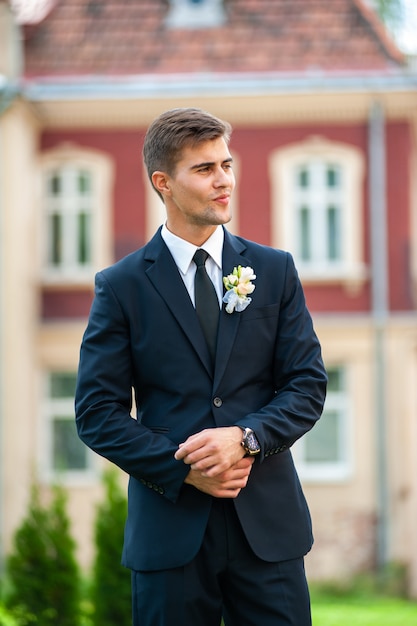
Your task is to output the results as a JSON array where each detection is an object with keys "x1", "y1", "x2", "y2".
[{"x1": 152, "y1": 171, "x2": 171, "y2": 197}]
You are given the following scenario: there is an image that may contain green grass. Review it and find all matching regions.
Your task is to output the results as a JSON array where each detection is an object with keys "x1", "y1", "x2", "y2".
[
  {"x1": 219, "y1": 591, "x2": 417, "y2": 626},
  {"x1": 311, "y1": 589, "x2": 417, "y2": 626}
]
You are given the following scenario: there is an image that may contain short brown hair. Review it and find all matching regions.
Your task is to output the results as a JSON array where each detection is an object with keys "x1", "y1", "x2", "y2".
[{"x1": 143, "y1": 108, "x2": 232, "y2": 199}]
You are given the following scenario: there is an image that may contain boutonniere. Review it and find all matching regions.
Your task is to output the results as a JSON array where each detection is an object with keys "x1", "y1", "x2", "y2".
[{"x1": 222, "y1": 266, "x2": 256, "y2": 314}]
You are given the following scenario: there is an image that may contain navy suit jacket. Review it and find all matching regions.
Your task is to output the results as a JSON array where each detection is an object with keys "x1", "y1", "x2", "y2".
[{"x1": 75, "y1": 227, "x2": 327, "y2": 571}]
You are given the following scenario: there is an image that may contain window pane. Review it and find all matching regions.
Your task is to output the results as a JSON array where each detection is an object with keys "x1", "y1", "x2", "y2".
[
  {"x1": 298, "y1": 168, "x2": 309, "y2": 188},
  {"x1": 49, "y1": 174, "x2": 61, "y2": 196},
  {"x1": 327, "y1": 367, "x2": 342, "y2": 392},
  {"x1": 290, "y1": 159, "x2": 348, "y2": 270},
  {"x1": 49, "y1": 213, "x2": 62, "y2": 266},
  {"x1": 300, "y1": 206, "x2": 311, "y2": 260},
  {"x1": 77, "y1": 212, "x2": 91, "y2": 264},
  {"x1": 327, "y1": 166, "x2": 340, "y2": 188},
  {"x1": 53, "y1": 418, "x2": 87, "y2": 471},
  {"x1": 304, "y1": 410, "x2": 339, "y2": 463},
  {"x1": 78, "y1": 171, "x2": 91, "y2": 195},
  {"x1": 327, "y1": 205, "x2": 341, "y2": 261},
  {"x1": 50, "y1": 372, "x2": 77, "y2": 398},
  {"x1": 44, "y1": 165, "x2": 95, "y2": 274}
]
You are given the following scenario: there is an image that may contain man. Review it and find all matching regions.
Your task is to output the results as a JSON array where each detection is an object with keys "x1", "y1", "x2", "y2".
[{"x1": 75, "y1": 107, "x2": 327, "y2": 625}]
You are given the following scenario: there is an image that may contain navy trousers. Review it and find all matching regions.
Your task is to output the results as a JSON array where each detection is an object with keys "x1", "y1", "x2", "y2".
[{"x1": 131, "y1": 499, "x2": 311, "y2": 626}]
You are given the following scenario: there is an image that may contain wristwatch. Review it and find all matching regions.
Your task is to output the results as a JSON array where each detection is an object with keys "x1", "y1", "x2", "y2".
[{"x1": 240, "y1": 427, "x2": 261, "y2": 456}]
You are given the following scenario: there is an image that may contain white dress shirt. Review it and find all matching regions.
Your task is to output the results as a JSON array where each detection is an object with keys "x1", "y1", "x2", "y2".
[{"x1": 161, "y1": 224, "x2": 224, "y2": 308}]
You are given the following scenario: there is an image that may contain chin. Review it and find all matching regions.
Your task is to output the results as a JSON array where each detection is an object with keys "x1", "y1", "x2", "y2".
[
  {"x1": 214, "y1": 210, "x2": 232, "y2": 225},
  {"x1": 197, "y1": 209, "x2": 232, "y2": 227}
]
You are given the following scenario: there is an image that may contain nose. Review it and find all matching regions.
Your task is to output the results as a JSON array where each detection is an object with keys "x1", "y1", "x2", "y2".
[{"x1": 214, "y1": 166, "x2": 234, "y2": 188}]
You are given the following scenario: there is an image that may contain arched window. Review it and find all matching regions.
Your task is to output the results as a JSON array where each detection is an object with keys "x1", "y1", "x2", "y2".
[
  {"x1": 270, "y1": 137, "x2": 366, "y2": 289},
  {"x1": 39, "y1": 144, "x2": 113, "y2": 284}
]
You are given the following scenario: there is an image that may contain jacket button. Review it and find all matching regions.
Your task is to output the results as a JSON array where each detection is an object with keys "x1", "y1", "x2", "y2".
[{"x1": 213, "y1": 397, "x2": 222, "y2": 407}]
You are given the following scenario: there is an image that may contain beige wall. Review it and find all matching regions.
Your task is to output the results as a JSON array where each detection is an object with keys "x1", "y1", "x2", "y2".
[
  {"x1": 305, "y1": 320, "x2": 376, "y2": 580},
  {"x1": 304, "y1": 317, "x2": 417, "y2": 594},
  {"x1": 0, "y1": 101, "x2": 40, "y2": 557},
  {"x1": 385, "y1": 321, "x2": 417, "y2": 595}
]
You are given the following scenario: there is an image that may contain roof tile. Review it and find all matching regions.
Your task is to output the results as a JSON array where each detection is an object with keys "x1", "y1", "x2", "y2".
[{"x1": 22, "y1": 0, "x2": 404, "y2": 78}]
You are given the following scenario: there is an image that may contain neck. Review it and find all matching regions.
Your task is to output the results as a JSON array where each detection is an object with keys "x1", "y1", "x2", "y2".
[{"x1": 165, "y1": 222, "x2": 218, "y2": 247}]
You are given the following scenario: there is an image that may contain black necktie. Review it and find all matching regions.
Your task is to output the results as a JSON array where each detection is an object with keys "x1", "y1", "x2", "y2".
[{"x1": 193, "y1": 249, "x2": 220, "y2": 363}]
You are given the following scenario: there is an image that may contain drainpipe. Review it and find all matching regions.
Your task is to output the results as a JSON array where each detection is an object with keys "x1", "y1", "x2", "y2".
[{"x1": 368, "y1": 100, "x2": 389, "y2": 572}]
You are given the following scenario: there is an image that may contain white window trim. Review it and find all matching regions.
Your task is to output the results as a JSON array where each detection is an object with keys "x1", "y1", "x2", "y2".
[
  {"x1": 38, "y1": 143, "x2": 114, "y2": 286},
  {"x1": 39, "y1": 369, "x2": 98, "y2": 486},
  {"x1": 270, "y1": 136, "x2": 367, "y2": 292},
  {"x1": 293, "y1": 364, "x2": 353, "y2": 483}
]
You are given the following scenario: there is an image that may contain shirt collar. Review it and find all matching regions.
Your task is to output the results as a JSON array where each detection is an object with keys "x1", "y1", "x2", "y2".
[{"x1": 161, "y1": 224, "x2": 224, "y2": 276}]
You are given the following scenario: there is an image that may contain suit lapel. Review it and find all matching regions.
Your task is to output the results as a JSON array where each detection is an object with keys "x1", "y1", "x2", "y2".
[
  {"x1": 144, "y1": 228, "x2": 252, "y2": 383},
  {"x1": 144, "y1": 230, "x2": 213, "y2": 375},
  {"x1": 213, "y1": 230, "x2": 252, "y2": 389}
]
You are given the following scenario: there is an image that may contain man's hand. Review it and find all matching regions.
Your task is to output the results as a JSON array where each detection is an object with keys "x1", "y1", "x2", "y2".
[
  {"x1": 184, "y1": 457, "x2": 254, "y2": 498},
  {"x1": 174, "y1": 426, "x2": 245, "y2": 477}
]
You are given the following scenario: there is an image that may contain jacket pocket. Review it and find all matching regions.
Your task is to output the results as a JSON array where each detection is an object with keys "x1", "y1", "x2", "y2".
[
  {"x1": 149, "y1": 426, "x2": 170, "y2": 434},
  {"x1": 239, "y1": 303, "x2": 280, "y2": 322}
]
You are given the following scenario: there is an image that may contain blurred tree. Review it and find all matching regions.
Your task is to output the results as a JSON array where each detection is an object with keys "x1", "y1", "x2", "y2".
[
  {"x1": 6, "y1": 485, "x2": 81, "y2": 626},
  {"x1": 374, "y1": 0, "x2": 404, "y2": 42},
  {"x1": 91, "y1": 468, "x2": 131, "y2": 626}
]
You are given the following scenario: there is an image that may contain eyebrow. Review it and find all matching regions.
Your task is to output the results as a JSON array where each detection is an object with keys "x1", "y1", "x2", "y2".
[{"x1": 190, "y1": 157, "x2": 233, "y2": 171}]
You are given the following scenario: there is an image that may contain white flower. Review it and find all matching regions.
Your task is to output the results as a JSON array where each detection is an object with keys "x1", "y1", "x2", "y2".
[
  {"x1": 239, "y1": 267, "x2": 256, "y2": 282},
  {"x1": 222, "y1": 265, "x2": 256, "y2": 314}
]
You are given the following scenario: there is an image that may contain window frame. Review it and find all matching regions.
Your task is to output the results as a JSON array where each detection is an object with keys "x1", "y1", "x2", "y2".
[
  {"x1": 270, "y1": 136, "x2": 367, "y2": 290},
  {"x1": 38, "y1": 144, "x2": 113, "y2": 286},
  {"x1": 292, "y1": 364, "x2": 353, "y2": 483},
  {"x1": 293, "y1": 160, "x2": 345, "y2": 265},
  {"x1": 40, "y1": 369, "x2": 97, "y2": 484}
]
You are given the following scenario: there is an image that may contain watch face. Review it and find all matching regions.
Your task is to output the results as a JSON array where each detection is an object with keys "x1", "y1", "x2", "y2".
[{"x1": 243, "y1": 429, "x2": 260, "y2": 454}]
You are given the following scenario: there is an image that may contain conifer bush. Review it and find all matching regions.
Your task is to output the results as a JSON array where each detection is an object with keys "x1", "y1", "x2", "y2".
[
  {"x1": 6, "y1": 484, "x2": 81, "y2": 626},
  {"x1": 0, "y1": 604, "x2": 19, "y2": 626},
  {"x1": 91, "y1": 468, "x2": 131, "y2": 626}
]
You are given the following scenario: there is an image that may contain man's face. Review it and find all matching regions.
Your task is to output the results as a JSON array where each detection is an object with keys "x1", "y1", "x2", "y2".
[{"x1": 160, "y1": 137, "x2": 235, "y2": 239}]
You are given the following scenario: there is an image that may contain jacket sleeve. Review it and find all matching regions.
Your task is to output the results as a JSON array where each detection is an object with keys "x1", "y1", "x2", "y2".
[
  {"x1": 234, "y1": 252, "x2": 327, "y2": 461},
  {"x1": 75, "y1": 271, "x2": 189, "y2": 502}
]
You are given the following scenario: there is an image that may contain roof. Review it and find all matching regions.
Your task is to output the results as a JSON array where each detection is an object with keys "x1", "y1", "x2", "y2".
[{"x1": 20, "y1": 0, "x2": 404, "y2": 79}]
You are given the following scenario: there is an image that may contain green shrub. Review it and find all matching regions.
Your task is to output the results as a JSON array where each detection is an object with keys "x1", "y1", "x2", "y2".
[
  {"x1": 90, "y1": 468, "x2": 131, "y2": 626},
  {"x1": 0, "y1": 604, "x2": 19, "y2": 626},
  {"x1": 6, "y1": 484, "x2": 81, "y2": 626}
]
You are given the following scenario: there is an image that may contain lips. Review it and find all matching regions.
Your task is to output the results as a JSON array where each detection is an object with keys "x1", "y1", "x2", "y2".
[{"x1": 213, "y1": 194, "x2": 230, "y2": 204}]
